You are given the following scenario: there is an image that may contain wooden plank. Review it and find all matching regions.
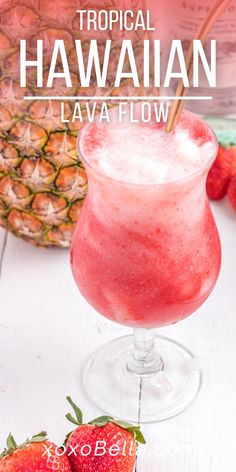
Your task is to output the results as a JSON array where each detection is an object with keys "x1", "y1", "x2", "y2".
[{"x1": 0, "y1": 232, "x2": 131, "y2": 444}]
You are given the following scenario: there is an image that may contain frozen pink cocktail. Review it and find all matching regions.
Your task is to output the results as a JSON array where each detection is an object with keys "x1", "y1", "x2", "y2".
[
  {"x1": 70, "y1": 105, "x2": 221, "y2": 422},
  {"x1": 71, "y1": 107, "x2": 221, "y2": 328}
]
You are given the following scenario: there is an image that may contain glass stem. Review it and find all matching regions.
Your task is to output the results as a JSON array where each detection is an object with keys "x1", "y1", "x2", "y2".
[{"x1": 127, "y1": 328, "x2": 164, "y2": 375}]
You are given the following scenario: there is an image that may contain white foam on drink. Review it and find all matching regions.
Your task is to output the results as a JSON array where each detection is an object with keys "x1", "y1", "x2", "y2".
[{"x1": 80, "y1": 109, "x2": 216, "y2": 184}]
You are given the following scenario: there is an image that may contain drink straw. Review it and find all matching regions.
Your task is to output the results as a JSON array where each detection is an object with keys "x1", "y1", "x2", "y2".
[{"x1": 165, "y1": 0, "x2": 233, "y2": 132}]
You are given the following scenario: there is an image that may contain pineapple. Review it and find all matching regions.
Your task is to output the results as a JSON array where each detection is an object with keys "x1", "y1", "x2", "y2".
[{"x1": 0, "y1": 0, "x2": 153, "y2": 247}]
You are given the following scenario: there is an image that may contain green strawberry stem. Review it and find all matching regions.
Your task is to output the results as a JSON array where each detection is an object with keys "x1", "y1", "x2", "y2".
[
  {"x1": 66, "y1": 397, "x2": 146, "y2": 445},
  {"x1": 6, "y1": 434, "x2": 17, "y2": 451},
  {"x1": 30, "y1": 432, "x2": 48, "y2": 443},
  {"x1": 66, "y1": 396, "x2": 83, "y2": 425},
  {"x1": 0, "y1": 432, "x2": 47, "y2": 459}
]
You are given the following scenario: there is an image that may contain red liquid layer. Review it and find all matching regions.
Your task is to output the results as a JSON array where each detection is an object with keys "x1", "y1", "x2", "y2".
[
  {"x1": 71, "y1": 111, "x2": 221, "y2": 328},
  {"x1": 71, "y1": 181, "x2": 221, "y2": 328}
]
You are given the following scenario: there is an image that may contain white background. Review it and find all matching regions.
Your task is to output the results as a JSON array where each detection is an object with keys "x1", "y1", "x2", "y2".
[{"x1": 0, "y1": 200, "x2": 235, "y2": 470}]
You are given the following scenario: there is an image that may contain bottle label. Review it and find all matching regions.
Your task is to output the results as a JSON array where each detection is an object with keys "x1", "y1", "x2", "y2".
[{"x1": 168, "y1": 0, "x2": 236, "y2": 113}]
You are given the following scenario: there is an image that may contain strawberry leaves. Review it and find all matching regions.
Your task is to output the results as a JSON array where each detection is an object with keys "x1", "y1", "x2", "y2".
[
  {"x1": 0, "y1": 432, "x2": 48, "y2": 459},
  {"x1": 0, "y1": 434, "x2": 18, "y2": 458},
  {"x1": 88, "y1": 418, "x2": 146, "y2": 445},
  {"x1": 88, "y1": 416, "x2": 114, "y2": 426},
  {"x1": 66, "y1": 396, "x2": 83, "y2": 426},
  {"x1": 111, "y1": 421, "x2": 146, "y2": 445},
  {"x1": 29, "y1": 432, "x2": 48, "y2": 443},
  {"x1": 6, "y1": 434, "x2": 17, "y2": 451},
  {"x1": 66, "y1": 397, "x2": 146, "y2": 445}
]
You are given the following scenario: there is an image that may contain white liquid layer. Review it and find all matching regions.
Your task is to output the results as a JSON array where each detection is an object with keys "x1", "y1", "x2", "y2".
[{"x1": 80, "y1": 109, "x2": 216, "y2": 184}]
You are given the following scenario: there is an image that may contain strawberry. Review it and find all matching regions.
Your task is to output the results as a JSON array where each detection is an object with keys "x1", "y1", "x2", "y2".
[
  {"x1": 227, "y1": 146, "x2": 236, "y2": 177},
  {"x1": 65, "y1": 397, "x2": 145, "y2": 472},
  {"x1": 0, "y1": 432, "x2": 72, "y2": 471},
  {"x1": 206, "y1": 144, "x2": 236, "y2": 200},
  {"x1": 227, "y1": 174, "x2": 236, "y2": 211},
  {"x1": 217, "y1": 144, "x2": 236, "y2": 178},
  {"x1": 206, "y1": 163, "x2": 231, "y2": 200}
]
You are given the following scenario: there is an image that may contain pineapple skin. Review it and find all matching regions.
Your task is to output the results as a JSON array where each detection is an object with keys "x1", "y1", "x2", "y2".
[{"x1": 0, "y1": 0, "x2": 148, "y2": 247}]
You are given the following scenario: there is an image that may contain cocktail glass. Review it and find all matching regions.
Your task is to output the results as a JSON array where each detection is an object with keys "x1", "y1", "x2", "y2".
[{"x1": 70, "y1": 106, "x2": 221, "y2": 423}]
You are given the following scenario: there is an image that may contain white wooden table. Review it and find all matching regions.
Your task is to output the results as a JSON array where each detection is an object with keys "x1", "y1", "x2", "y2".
[{"x1": 0, "y1": 200, "x2": 235, "y2": 470}]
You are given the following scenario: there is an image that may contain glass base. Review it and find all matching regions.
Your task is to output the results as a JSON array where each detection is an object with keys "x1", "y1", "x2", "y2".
[{"x1": 82, "y1": 335, "x2": 202, "y2": 424}]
